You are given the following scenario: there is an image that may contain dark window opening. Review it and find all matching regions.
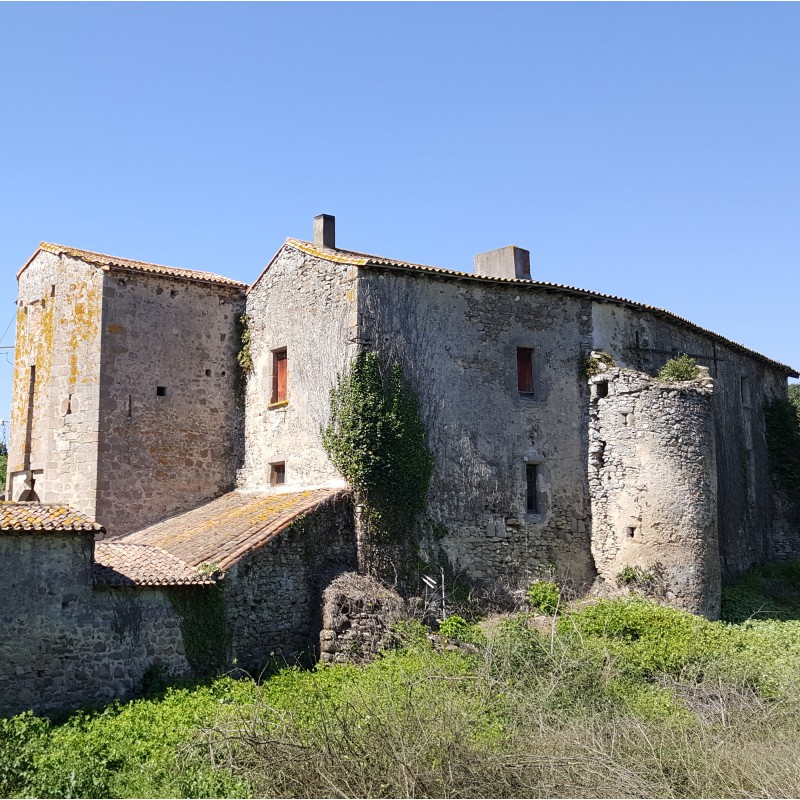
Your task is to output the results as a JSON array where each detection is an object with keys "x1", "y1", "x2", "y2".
[
  {"x1": 271, "y1": 462, "x2": 286, "y2": 486},
  {"x1": 65, "y1": 394, "x2": 72, "y2": 415},
  {"x1": 127, "y1": 395, "x2": 132, "y2": 418},
  {"x1": 596, "y1": 381, "x2": 609, "y2": 399},
  {"x1": 50, "y1": 284, "x2": 56, "y2": 297},
  {"x1": 156, "y1": 386, "x2": 167, "y2": 397},
  {"x1": 170, "y1": 289, "x2": 177, "y2": 298},
  {"x1": 271, "y1": 349, "x2": 288, "y2": 404},
  {"x1": 205, "y1": 369, "x2": 212, "y2": 377},
  {"x1": 627, "y1": 526, "x2": 637, "y2": 539},
  {"x1": 24, "y1": 365, "x2": 36, "y2": 470},
  {"x1": 740, "y1": 376, "x2": 751, "y2": 407},
  {"x1": 517, "y1": 347, "x2": 534, "y2": 394},
  {"x1": 526, "y1": 463, "x2": 538, "y2": 514}
]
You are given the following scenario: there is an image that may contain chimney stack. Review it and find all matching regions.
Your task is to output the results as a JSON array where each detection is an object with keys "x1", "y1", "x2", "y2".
[
  {"x1": 473, "y1": 245, "x2": 531, "y2": 281},
  {"x1": 314, "y1": 214, "x2": 336, "y2": 249}
]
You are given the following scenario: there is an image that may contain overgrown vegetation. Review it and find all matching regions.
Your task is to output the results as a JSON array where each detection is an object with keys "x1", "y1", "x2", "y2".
[
  {"x1": 235, "y1": 313, "x2": 253, "y2": 374},
  {"x1": 167, "y1": 586, "x2": 230, "y2": 677},
  {"x1": 583, "y1": 350, "x2": 615, "y2": 378},
  {"x1": 7, "y1": 564, "x2": 800, "y2": 798},
  {"x1": 657, "y1": 353, "x2": 699, "y2": 381},
  {"x1": 322, "y1": 351, "x2": 434, "y2": 536},
  {"x1": 764, "y1": 393, "x2": 800, "y2": 524},
  {"x1": 0, "y1": 440, "x2": 6, "y2": 493},
  {"x1": 527, "y1": 579, "x2": 561, "y2": 614}
]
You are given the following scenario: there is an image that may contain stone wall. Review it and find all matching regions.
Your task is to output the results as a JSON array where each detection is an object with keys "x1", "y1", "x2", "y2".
[
  {"x1": 223, "y1": 494, "x2": 356, "y2": 672},
  {"x1": 592, "y1": 302, "x2": 795, "y2": 576},
  {"x1": 238, "y1": 245, "x2": 356, "y2": 492},
  {"x1": 357, "y1": 267, "x2": 596, "y2": 589},
  {"x1": 96, "y1": 269, "x2": 245, "y2": 536},
  {"x1": 7, "y1": 251, "x2": 104, "y2": 515},
  {"x1": 587, "y1": 364, "x2": 721, "y2": 618},
  {"x1": 319, "y1": 572, "x2": 407, "y2": 664},
  {"x1": 0, "y1": 531, "x2": 190, "y2": 717}
]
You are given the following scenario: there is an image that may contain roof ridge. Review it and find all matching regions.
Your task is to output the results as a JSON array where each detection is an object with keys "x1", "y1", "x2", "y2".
[{"x1": 20, "y1": 242, "x2": 246, "y2": 288}]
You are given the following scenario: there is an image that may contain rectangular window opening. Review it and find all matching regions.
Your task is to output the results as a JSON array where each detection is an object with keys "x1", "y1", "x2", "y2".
[
  {"x1": 271, "y1": 348, "x2": 288, "y2": 404},
  {"x1": 271, "y1": 462, "x2": 286, "y2": 486},
  {"x1": 156, "y1": 386, "x2": 167, "y2": 397},
  {"x1": 740, "y1": 376, "x2": 751, "y2": 407},
  {"x1": 596, "y1": 381, "x2": 609, "y2": 399},
  {"x1": 526, "y1": 463, "x2": 538, "y2": 514},
  {"x1": 627, "y1": 526, "x2": 637, "y2": 539},
  {"x1": 24, "y1": 365, "x2": 36, "y2": 469},
  {"x1": 517, "y1": 347, "x2": 534, "y2": 394}
]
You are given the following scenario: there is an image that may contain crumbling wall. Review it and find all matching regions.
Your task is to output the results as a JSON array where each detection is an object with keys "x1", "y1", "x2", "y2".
[
  {"x1": 239, "y1": 246, "x2": 356, "y2": 492},
  {"x1": 0, "y1": 531, "x2": 190, "y2": 717},
  {"x1": 319, "y1": 572, "x2": 407, "y2": 664},
  {"x1": 223, "y1": 494, "x2": 357, "y2": 671},
  {"x1": 96, "y1": 269, "x2": 245, "y2": 536},
  {"x1": 588, "y1": 363, "x2": 721, "y2": 618}
]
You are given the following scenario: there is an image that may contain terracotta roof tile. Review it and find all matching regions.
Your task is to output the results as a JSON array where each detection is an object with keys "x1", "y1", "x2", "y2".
[
  {"x1": 0, "y1": 502, "x2": 104, "y2": 533},
  {"x1": 20, "y1": 243, "x2": 246, "y2": 289},
  {"x1": 93, "y1": 542, "x2": 217, "y2": 586},
  {"x1": 123, "y1": 488, "x2": 346, "y2": 571},
  {"x1": 284, "y1": 239, "x2": 798, "y2": 377}
]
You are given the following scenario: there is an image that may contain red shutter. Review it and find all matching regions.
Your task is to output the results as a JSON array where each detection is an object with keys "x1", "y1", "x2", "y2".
[
  {"x1": 517, "y1": 348, "x2": 533, "y2": 393},
  {"x1": 276, "y1": 351, "x2": 287, "y2": 402}
]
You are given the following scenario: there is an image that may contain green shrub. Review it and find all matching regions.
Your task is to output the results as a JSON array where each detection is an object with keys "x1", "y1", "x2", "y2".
[
  {"x1": 658, "y1": 354, "x2": 700, "y2": 381},
  {"x1": 439, "y1": 615, "x2": 486, "y2": 645},
  {"x1": 527, "y1": 579, "x2": 561, "y2": 614}
]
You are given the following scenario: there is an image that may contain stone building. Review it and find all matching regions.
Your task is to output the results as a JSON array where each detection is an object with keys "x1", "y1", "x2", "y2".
[{"x1": 2, "y1": 218, "x2": 798, "y2": 714}]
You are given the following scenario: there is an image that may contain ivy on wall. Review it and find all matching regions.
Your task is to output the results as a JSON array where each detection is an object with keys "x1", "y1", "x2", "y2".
[
  {"x1": 322, "y1": 351, "x2": 434, "y2": 537},
  {"x1": 236, "y1": 314, "x2": 253, "y2": 374},
  {"x1": 765, "y1": 396, "x2": 800, "y2": 525},
  {"x1": 167, "y1": 586, "x2": 230, "y2": 677}
]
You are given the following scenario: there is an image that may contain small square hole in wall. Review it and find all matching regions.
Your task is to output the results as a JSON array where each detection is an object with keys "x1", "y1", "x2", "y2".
[
  {"x1": 627, "y1": 526, "x2": 637, "y2": 539},
  {"x1": 271, "y1": 462, "x2": 286, "y2": 486},
  {"x1": 205, "y1": 369, "x2": 212, "y2": 377},
  {"x1": 156, "y1": 386, "x2": 167, "y2": 397},
  {"x1": 596, "y1": 381, "x2": 609, "y2": 399}
]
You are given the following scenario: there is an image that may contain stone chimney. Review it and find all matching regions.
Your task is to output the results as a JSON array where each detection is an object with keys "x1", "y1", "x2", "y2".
[
  {"x1": 314, "y1": 214, "x2": 336, "y2": 249},
  {"x1": 473, "y1": 245, "x2": 531, "y2": 280}
]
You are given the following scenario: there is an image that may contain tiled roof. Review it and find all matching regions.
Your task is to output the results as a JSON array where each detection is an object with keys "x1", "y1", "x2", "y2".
[
  {"x1": 20, "y1": 243, "x2": 246, "y2": 289},
  {"x1": 0, "y1": 503, "x2": 104, "y2": 533},
  {"x1": 283, "y1": 239, "x2": 798, "y2": 377},
  {"x1": 93, "y1": 542, "x2": 217, "y2": 587},
  {"x1": 123, "y1": 488, "x2": 346, "y2": 571}
]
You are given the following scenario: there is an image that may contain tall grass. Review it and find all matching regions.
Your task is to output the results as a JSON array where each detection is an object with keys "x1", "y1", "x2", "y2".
[{"x1": 4, "y1": 570, "x2": 800, "y2": 798}]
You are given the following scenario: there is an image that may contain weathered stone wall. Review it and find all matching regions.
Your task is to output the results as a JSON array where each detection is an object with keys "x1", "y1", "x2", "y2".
[
  {"x1": 357, "y1": 267, "x2": 596, "y2": 589},
  {"x1": 96, "y1": 270, "x2": 245, "y2": 536},
  {"x1": 0, "y1": 532, "x2": 190, "y2": 717},
  {"x1": 238, "y1": 246, "x2": 356, "y2": 492},
  {"x1": 587, "y1": 364, "x2": 721, "y2": 618},
  {"x1": 319, "y1": 572, "x2": 407, "y2": 664},
  {"x1": 223, "y1": 494, "x2": 356, "y2": 671},
  {"x1": 7, "y1": 252, "x2": 104, "y2": 515},
  {"x1": 592, "y1": 302, "x2": 796, "y2": 576}
]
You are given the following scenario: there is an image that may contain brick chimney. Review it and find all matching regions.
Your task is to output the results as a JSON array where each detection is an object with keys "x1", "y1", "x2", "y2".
[
  {"x1": 473, "y1": 245, "x2": 531, "y2": 280},
  {"x1": 314, "y1": 214, "x2": 335, "y2": 249}
]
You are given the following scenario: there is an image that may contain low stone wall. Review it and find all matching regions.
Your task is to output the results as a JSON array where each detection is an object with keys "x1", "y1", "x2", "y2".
[
  {"x1": 319, "y1": 572, "x2": 407, "y2": 664},
  {"x1": 0, "y1": 532, "x2": 190, "y2": 717}
]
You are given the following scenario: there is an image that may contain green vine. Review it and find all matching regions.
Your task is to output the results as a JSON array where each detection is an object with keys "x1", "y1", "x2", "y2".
[
  {"x1": 322, "y1": 351, "x2": 434, "y2": 537},
  {"x1": 765, "y1": 396, "x2": 800, "y2": 525},
  {"x1": 167, "y1": 586, "x2": 230, "y2": 677},
  {"x1": 236, "y1": 313, "x2": 253, "y2": 374}
]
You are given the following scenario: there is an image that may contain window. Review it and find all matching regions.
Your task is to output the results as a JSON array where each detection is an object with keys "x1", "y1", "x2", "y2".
[
  {"x1": 526, "y1": 463, "x2": 538, "y2": 513},
  {"x1": 156, "y1": 386, "x2": 167, "y2": 397},
  {"x1": 596, "y1": 381, "x2": 609, "y2": 399},
  {"x1": 271, "y1": 348, "x2": 288, "y2": 404},
  {"x1": 740, "y1": 376, "x2": 751, "y2": 407},
  {"x1": 271, "y1": 462, "x2": 286, "y2": 486},
  {"x1": 517, "y1": 347, "x2": 534, "y2": 394}
]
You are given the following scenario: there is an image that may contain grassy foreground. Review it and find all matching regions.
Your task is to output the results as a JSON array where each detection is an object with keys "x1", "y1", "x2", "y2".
[{"x1": 3, "y1": 563, "x2": 800, "y2": 799}]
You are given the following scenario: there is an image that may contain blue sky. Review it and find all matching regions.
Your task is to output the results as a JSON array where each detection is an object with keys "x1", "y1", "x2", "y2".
[{"x1": 1, "y1": 2, "x2": 799, "y2": 431}]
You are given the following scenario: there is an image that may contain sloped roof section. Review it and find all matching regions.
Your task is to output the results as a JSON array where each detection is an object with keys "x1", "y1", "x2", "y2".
[
  {"x1": 0, "y1": 503, "x2": 104, "y2": 533},
  {"x1": 20, "y1": 243, "x2": 246, "y2": 289},
  {"x1": 283, "y1": 239, "x2": 798, "y2": 377},
  {"x1": 93, "y1": 542, "x2": 217, "y2": 587},
  {"x1": 122, "y1": 488, "x2": 347, "y2": 571}
]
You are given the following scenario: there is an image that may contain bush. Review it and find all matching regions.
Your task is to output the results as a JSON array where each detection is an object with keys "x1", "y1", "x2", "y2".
[
  {"x1": 658, "y1": 354, "x2": 699, "y2": 381},
  {"x1": 527, "y1": 579, "x2": 561, "y2": 614},
  {"x1": 438, "y1": 615, "x2": 486, "y2": 645}
]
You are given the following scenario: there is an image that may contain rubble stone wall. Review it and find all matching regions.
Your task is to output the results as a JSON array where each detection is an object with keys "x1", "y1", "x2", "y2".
[
  {"x1": 587, "y1": 365, "x2": 721, "y2": 618},
  {"x1": 0, "y1": 532, "x2": 190, "y2": 717}
]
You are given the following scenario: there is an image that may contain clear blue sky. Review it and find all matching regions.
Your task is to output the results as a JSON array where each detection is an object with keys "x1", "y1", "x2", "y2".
[{"x1": 1, "y1": 2, "x2": 799, "y2": 430}]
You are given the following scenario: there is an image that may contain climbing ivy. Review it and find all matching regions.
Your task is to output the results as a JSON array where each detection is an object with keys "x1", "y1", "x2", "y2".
[
  {"x1": 236, "y1": 314, "x2": 253, "y2": 374},
  {"x1": 582, "y1": 351, "x2": 615, "y2": 378},
  {"x1": 322, "y1": 351, "x2": 434, "y2": 536},
  {"x1": 167, "y1": 586, "x2": 230, "y2": 677},
  {"x1": 765, "y1": 396, "x2": 800, "y2": 525}
]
